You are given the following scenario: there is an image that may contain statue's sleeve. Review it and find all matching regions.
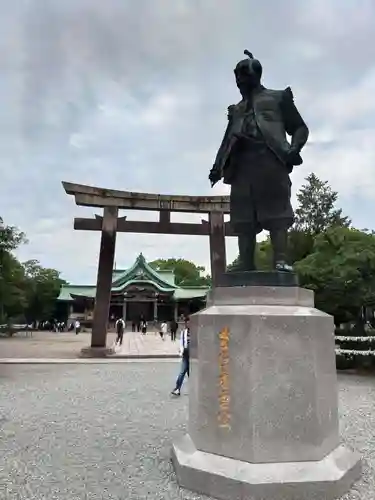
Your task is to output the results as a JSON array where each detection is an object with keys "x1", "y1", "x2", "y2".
[
  {"x1": 281, "y1": 87, "x2": 309, "y2": 151},
  {"x1": 227, "y1": 105, "x2": 236, "y2": 118},
  {"x1": 212, "y1": 105, "x2": 235, "y2": 169}
]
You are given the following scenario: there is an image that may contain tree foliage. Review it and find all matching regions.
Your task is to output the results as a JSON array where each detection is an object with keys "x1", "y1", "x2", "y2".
[
  {"x1": 227, "y1": 238, "x2": 273, "y2": 271},
  {"x1": 296, "y1": 227, "x2": 375, "y2": 324},
  {"x1": 289, "y1": 173, "x2": 351, "y2": 263},
  {"x1": 0, "y1": 217, "x2": 65, "y2": 323},
  {"x1": 0, "y1": 251, "x2": 28, "y2": 320},
  {"x1": 293, "y1": 173, "x2": 351, "y2": 234},
  {"x1": 23, "y1": 260, "x2": 66, "y2": 322},
  {"x1": 0, "y1": 216, "x2": 27, "y2": 251},
  {"x1": 149, "y1": 258, "x2": 211, "y2": 287}
]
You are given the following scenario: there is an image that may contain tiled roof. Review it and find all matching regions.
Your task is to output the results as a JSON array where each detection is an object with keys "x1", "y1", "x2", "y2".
[
  {"x1": 57, "y1": 253, "x2": 209, "y2": 301},
  {"x1": 173, "y1": 288, "x2": 208, "y2": 300},
  {"x1": 111, "y1": 253, "x2": 178, "y2": 290},
  {"x1": 57, "y1": 286, "x2": 96, "y2": 301}
]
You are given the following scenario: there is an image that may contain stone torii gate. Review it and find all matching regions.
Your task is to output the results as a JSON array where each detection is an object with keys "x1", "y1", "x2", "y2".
[{"x1": 62, "y1": 181, "x2": 233, "y2": 355}]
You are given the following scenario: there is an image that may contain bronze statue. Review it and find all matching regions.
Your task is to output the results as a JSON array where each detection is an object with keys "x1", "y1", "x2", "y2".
[{"x1": 209, "y1": 50, "x2": 309, "y2": 272}]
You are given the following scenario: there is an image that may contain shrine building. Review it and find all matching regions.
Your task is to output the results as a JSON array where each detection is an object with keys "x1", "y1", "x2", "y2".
[{"x1": 57, "y1": 253, "x2": 209, "y2": 326}]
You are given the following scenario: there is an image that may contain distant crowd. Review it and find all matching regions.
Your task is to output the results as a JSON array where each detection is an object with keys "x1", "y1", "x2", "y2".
[
  {"x1": 113, "y1": 315, "x2": 181, "y2": 346},
  {"x1": 37, "y1": 319, "x2": 81, "y2": 334},
  {"x1": 35, "y1": 316, "x2": 187, "y2": 339}
]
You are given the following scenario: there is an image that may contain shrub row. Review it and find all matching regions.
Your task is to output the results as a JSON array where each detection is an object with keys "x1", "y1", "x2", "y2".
[{"x1": 336, "y1": 348, "x2": 375, "y2": 370}]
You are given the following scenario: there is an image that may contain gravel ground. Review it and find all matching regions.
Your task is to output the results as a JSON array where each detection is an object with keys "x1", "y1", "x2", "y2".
[{"x1": 0, "y1": 364, "x2": 374, "y2": 500}]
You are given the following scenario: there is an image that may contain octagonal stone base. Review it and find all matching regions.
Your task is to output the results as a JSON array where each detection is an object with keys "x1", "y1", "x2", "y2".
[
  {"x1": 171, "y1": 284, "x2": 361, "y2": 499},
  {"x1": 172, "y1": 434, "x2": 361, "y2": 500}
]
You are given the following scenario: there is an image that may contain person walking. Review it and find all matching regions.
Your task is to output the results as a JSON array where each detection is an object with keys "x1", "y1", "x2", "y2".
[
  {"x1": 160, "y1": 320, "x2": 167, "y2": 341},
  {"x1": 74, "y1": 319, "x2": 81, "y2": 335},
  {"x1": 137, "y1": 314, "x2": 145, "y2": 332},
  {"x1": 171, "y1": 319, "x2": 190, "y2": 396},
  {"x1": 115, "y1": 317, "x2": 125, "y2": 346},
  {"x1": 170, "y1": 319, "x2": 178, "y2": 342},
  {"x1": 141, "y1": 320, "x2": 147, "y2": 335}
]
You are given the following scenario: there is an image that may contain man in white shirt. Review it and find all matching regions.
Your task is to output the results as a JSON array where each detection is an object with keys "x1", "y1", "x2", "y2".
[
  {"x1": 160, "y1": 321, "x2": 167, "y2": 340},
  {"x1": 171, "y1": 318, "x2": 190, "y2": 396},
  {"x1": 74, "y1": 320, "x2": 81, "y2": 335}
]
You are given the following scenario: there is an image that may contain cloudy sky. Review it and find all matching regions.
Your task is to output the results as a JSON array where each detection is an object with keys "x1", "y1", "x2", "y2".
[{"x1": 1, "y1": 0, "x2": 375, "y2": 284}]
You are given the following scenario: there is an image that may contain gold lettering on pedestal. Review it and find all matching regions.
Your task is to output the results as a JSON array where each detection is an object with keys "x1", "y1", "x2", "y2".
[{"x1": 218, "y1": 326, "x2": 231, "y2": 429}]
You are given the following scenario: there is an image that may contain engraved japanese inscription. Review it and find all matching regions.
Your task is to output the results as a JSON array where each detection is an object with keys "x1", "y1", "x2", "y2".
[{"x1": 218, "y1": 326, "x2": 231, "y2": 429}]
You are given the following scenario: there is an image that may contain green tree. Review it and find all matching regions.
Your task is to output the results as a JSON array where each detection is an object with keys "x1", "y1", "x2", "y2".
[
  {"x1": 294, "y1": 173, "x2": 351, "y2": 234},
  {"x1": 255, "y1": 238, "x2": 273, "y2": 270},
  {"x1": 1, "y1": 218, "x2": 66, "y2": 323},
  {"x1": 289, "y1": 173, "x2": 351, "y2": 263},
  {"x1": 0, "y1": 217, "x2": 28, "y2": 322},
  {"x1": 0, "y1": 216, "x2": 27, "y2": 252},
  {"x1": 23, "y1": 260, "x2": 66, "y2": 322},
  {"x1": 227, "y1": 239, "x2": 273, "y2": 271},
  {"x1": 149, "y1": 258, "x2": 211, "y2": 287},
  {"x1": 226, "y1": 256, "x2": 239, "y2": 272},
  {"x1": 295, "y1": 227, "x2": 375, "y2": 325},
  {"x1": 0, "y1": 251, "x2": 28, "y2": 321}
]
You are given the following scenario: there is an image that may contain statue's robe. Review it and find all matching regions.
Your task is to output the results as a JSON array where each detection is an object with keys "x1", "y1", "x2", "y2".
[{"x1": 213, "y1": 86, "x2": 309, "y2": 235}]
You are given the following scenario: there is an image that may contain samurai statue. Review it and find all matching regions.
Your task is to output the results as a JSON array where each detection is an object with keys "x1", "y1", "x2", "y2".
[{"x1": 209, "y1": 50, "x2": 309, "y2": 272}]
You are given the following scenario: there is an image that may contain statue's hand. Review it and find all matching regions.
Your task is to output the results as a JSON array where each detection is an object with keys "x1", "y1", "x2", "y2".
[
  {"x1": 209, "y1": 166, "x2": 222, "y2": 187},
  {"x1": 286, "y1": 147, "x2": 303, "y2": 166}
]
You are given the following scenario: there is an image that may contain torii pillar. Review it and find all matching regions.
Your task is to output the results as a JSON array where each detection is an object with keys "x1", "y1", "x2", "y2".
[{"x1": 81, "y1": 206, "x2": 118, "y2": 357}]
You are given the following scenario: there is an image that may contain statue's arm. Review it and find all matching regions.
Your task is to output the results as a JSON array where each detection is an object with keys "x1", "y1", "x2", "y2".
[
  {"x1": 281, "y1": 87, "x2": 309, "y2": 153},
  {"x1": 213, "y1": 105, "x2": 235, "y2": 167},
  {"x1": 209, "y1": 106, "x2": 236, "y2": 184}
]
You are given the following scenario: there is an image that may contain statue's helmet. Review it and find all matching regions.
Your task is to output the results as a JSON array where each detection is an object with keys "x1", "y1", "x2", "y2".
[{"x1": 234, "y1": 50, "x2": 262, "y2": 90}]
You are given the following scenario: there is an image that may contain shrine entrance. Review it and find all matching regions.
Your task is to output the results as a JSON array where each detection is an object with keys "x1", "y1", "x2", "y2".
[
  {"x1": 127, "y1": 301, "x2": 153, "y2": 322},
  {"x1": 62, "y1": 181, "x2": 232, "y2": 354}
]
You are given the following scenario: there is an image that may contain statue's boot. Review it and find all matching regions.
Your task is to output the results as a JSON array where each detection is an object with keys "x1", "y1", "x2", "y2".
[
  {"x1": 270, "y1": 228, "x2": 293, "y2": 272},
  {"x1": 228, "y1": 233, "x2": 256, "y2": 272}
]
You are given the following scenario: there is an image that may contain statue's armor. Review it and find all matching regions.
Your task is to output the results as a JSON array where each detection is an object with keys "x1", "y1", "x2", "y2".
[
  {"x1": 210, "y1": 52, "x2": 309, "y2": 271},
  {"x1": 213, "y1": 86, "x2": 308, "y2": 236},
  {"x1": 241, "y1": 101, "x2": 262, "y2": 139}
]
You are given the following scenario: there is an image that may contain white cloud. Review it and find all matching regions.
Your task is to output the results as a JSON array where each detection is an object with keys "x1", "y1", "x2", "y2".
[
  {"x1": 1, "y1": 0, "x2": 375, "y2": 283},
  {"x1": 300, "y1": 129, "x2": 375, "y2": 199}
]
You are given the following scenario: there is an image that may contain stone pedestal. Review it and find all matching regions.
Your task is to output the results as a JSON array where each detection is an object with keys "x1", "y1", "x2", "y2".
[{"x1": 171, "y1": 284, "x2": 361, "y2": 500}]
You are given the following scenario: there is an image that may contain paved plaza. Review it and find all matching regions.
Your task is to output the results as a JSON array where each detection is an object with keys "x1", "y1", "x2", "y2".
[
  {"x1": 0, "y1": 363, "x2": 373, "y2": 499},
  {"x1": 0, "y1": 330, "x2": 180, "y2": 360}
]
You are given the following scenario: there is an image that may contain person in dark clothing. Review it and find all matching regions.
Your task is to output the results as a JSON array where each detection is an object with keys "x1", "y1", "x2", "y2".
[
  {"x1": 170, "y1": 320, "x2": 178, "y2": 341},
  {"x1": 137, "y1": 314, "x2": 145, "y2": 332},
  {"x1": 115, "y1": 317, "x2": 125, "y2": 346}
]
